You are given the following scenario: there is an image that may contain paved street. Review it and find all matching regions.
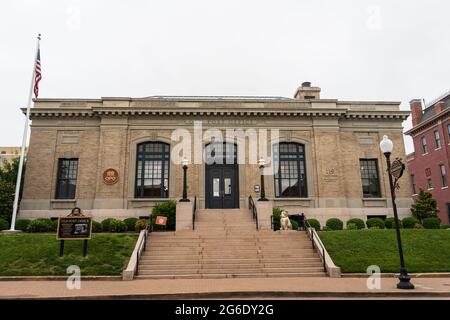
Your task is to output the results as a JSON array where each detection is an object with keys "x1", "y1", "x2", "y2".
[{"x1": 1, "y1": 277, "x2": 450, "y2": 299}]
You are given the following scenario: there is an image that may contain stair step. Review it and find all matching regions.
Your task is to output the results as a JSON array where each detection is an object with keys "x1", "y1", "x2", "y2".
[
  {"x1": 138, "y1": 263, "x2": 323, "y2": 270},
  {"x1": 135, "y1": 272, "x2": 327, "y2": 279}
]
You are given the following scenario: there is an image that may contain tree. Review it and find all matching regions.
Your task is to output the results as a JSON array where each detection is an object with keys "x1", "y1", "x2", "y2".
[
  {"x1": 0, "y1": 157, "x2": 25, "y2": 223},
  {"x1": 411, "y1": 189, "x2": 439, "y2": 222}
]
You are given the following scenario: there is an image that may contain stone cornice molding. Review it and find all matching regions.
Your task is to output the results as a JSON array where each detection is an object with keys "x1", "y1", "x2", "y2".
[{"x1": 25, "y1": 107, "x2": 409, "y2": 120}]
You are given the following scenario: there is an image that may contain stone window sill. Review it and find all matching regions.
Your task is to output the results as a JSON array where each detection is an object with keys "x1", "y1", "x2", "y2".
[
  {"x1": 271, "y1": 197, "x2": 313, "y2": 201},
  {"x1": 362, "y1": 198, "x2": 386, "y2": 208},
  {"x1": 51, "y1": 199, "x2": 76, "y2": 203},
  {"x1": 130, "y1": 198, "x2": 171, "y2": 202},
  {"x1": 442, "y1": 186, "x2": 449, "y2": 190}
]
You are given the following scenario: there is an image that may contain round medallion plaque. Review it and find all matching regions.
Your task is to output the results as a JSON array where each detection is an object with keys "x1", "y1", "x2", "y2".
[{"x1": 103, "y1": 168, "x2": 119, "y2": 185}]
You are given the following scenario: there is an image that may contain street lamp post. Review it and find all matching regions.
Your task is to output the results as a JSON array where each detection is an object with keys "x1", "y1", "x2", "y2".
[
  {"x1": 379, "y1": 135, "x2": 414, "y2": 290},
  {"x1": 180, "y1": 157, "x2": 190, "y2": 202},
  {"x1": 258, "y1": 158, "x2": 268, "y2": 201}
]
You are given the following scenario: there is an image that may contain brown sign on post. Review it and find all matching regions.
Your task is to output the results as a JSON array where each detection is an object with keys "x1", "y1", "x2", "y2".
[
  {"x1": 57, "y1": 208, "x2": 92, "y2": 240},
  {"x1": 390, "y1": 158, "x2": 405, "y2": 180}
]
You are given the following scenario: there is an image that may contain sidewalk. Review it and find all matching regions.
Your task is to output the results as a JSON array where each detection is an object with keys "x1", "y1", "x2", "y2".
[{"x1": 1, "y1": 277, "x2": 450, "y2": 299}]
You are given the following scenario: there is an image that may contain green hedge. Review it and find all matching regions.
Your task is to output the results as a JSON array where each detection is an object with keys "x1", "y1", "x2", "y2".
[
  {"x1": 27, "y1": 219, "x2": 54, "y2": 233},
  {"x1": 346, "y1": 218, "x2": 365, "y2": 230},
  {"x1": 440, "y1": 224, "x2": 450, "y2": 230},
  {"x1": 326, "y1": 218, "x2": 343, "y2": 231},
  {"x1": 423, "y1": 217, "x2": 441, "y2": 229},
  {"x1": 385, "y1": 217, "x2": 403, "y2": 229},
  {"x1": 0, "y1": 218, "x2": 9, "y2": 231},
  {"x1": 151, "y1": 201, "x2": 176, "y2": 231},
  {"x1": 366, "y1": 218, "x2": 385, "y2": 229},
  {"x1": 306, "y1": 219, "x2": 320, "y2": 231},
  {"x1": 15, "y1": 219, "x2": 31, "y2": 231},
  {"x1": 123, "y1": 218, "x2": 138, "y2": 232},
  {"x1": 92, "y1": 221, "x2": 103, "y2": 233},
  {"x1": 101, "y1": 218, "x2": 115, "y2": 232},
  {"x1": 403, "y1": 217, "x2": 420, "y2": 229},
  {"x1": 108, "y1": 219, "x2": 127, "y2": 232},
  {"x1": 135, "y1": 219, "x2": 149, "y2": 232}
]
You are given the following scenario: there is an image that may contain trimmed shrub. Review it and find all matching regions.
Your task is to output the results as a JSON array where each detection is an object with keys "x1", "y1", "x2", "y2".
[
  {"x1": 306, "y1": 219, "x2": 321, "y2": 231},
  {"x1": 326, "y1": 218, "x2": 343, "y2": 231},
  {"x1": 135, "y1": 219, "x2": 149, "y2": 232},
  {"x1": 322, "y1": 226, "x2": 330, "y2": 231},
  {"x1": 27, "y1": 218, "x2": 54, "y2": 232},
  {"x1": 108, "y1": 219, "x2": 127, "y2": 232},
  {"x1": 124, "y1": 218, "x2": 138, "y2": 232},
  {"x1": 0, "y1": 218, "x2": 9, "y2": 231},
  {"x1": 366, "y1": 218, "x2": 385, "y2": 229},
  {"x1": 50, "y1": 220, "x2": 58, "y2": 232},
  {"x1": 414, "y1": 223, "x2": 424, "y2": 229},
  {"x1": 92, "y1": 221, "x2": 102, "y2": 233},
  {"x1": 101, "y1": 218, "x2": 115, "y2": 232},
  {"x1": 15, "y1": 219, "x2": 31, "y2": 231},
  {"x1": 440, "y1": 224, "x2": 450, "y2": 230},
  {"x1": 347, "y1": 223, "x2": 358, "y2": 230},
  {"x1": 402, "y1": 217, "x2": 420, "y2": 229},
  {"x1": 346, "y1": 218, "x2": 365, "y2": 230},
  {"x1": 385, "y1": 217, "x2": 402, "y2": 229},
  {"x1": 422, "y1": 217, "x2": 441, "y2": 229},
  {"x1": 151, "y1": 201, "x2": 176, "y2": 231}
]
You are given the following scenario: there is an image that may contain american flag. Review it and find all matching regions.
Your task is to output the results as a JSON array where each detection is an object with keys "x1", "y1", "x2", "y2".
[{"x1": 33, "y1": 46, "x2": 42, "y2": 98}]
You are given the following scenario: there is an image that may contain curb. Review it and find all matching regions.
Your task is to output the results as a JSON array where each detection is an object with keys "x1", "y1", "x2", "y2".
[
  {"x1": 0, "y1": 276, "x2": 122, "y2": 281},
  {"x1": 3, "y1": 290, "x2": 450, "y2": 300},
  {"x1": 341, "y1": 273, "x2": 450, "y2": 278}
]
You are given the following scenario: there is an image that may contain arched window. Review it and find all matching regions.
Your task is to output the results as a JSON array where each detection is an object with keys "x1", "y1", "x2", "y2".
[
  {"x1": 135, "y1": 142, "x2": 170, "y2": 198},
  {"x1": 273, "y1": 143, "x2": 307, "y2": 198}
]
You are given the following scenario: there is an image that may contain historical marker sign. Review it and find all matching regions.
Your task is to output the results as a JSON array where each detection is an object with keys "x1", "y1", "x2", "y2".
[
  {"x1": 390, "y1": 158, "x2": 405, "y2": 180},
  {"x1": 57, "y1": 208, "x2": 92, "y2": 240}
]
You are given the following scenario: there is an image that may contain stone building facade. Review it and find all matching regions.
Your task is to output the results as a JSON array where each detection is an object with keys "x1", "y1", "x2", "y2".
[{"x1": 19, "y1": 83, "x2": 412, "y2": 225}]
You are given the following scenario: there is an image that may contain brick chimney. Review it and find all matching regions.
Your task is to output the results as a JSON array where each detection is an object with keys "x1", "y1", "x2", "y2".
[
  {"x1": 294, "y1": 82, "x2": 321, "y2": 100},
  {"x1": 434, "y1": 101, "x2": 446, "y2": 114},
  {"x1": 409, "y1": 99, "x2": 423, "y2": 126}
]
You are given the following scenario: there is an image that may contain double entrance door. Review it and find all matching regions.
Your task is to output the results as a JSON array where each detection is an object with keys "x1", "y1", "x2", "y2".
[{"x1": 205, "y1": 165, "x2": 239, "y2": 209}]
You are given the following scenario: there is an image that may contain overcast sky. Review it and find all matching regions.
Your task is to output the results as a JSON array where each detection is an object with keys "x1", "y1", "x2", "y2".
[{"x1": 1, "y1": 0, "x2": 449, "y2": 153}]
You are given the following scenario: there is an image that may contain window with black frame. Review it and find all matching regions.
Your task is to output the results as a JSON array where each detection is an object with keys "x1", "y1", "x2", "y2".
[
  {"x1": 55, "y1": 158, "x2": 78, "y2": 199},
  {"x1": 135, "y1": 142, "x2": 170, "y2": 198},
  {"x1": 359, "y1": 159, "x2": 381, "y2": 198},
  {"x1": 274, "y1": 143, "x2": 307, "y2": 198}
]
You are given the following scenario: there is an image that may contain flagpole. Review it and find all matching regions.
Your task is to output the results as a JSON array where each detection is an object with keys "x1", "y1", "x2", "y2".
[{"x1": 8, "y1": 34, "x2": 41, "y2": 232}]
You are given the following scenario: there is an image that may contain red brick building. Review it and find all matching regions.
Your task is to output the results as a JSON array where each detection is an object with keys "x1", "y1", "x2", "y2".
[{"x1": 405, "y1": 92, "x2": 450, "y2": 224}]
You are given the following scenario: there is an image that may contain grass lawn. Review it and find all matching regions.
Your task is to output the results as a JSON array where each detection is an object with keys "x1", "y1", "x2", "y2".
[
  {"x1": 319, "y1": 229, "x2": 450, "y2": 273},
  {"x1": 0, "y1": 233, "x2": 138, "y2": 276}
]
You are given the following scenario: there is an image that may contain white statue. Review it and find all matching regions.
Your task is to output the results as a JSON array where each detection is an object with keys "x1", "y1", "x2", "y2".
[{"x1": 280, "y1": 210, "x2": 293, "y2": 230}]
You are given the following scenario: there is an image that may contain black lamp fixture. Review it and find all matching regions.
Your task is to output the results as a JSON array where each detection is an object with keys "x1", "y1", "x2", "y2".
[
  {"x1": 379, "y1": 135, "x2": 414, "y2": 290},
  {"x1": 258, "y1": 158, "x2": 268, "y2": 201},
  {"x1": 180, "y1": 157, "x2": 190, "y2": 202}
]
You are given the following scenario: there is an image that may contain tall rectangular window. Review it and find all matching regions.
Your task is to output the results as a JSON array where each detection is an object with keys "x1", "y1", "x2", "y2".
[
  {"x1": 360, "y1": 159, "x2": 381, "y2": 198},
  {"x1": 447, "y1": 124, "x2": 450, "y2": 142},
  {"x1": 274, "y1": 143, "x2": 308, "y2": 198},
  {"x1": 421, "y1": 136, "x2": 428, "y2": 154},
  {"x1": 427, "y1": 178, "x2": 433, "y2": 189},
  {"x1": 135, "y1": 142, "x2": 170, "y2": 198},
  {"x1": 55, "y1": 159, "x2": 78, "y2": 199},
  {"x1": 434, "y1": 130, "x2": 441, "y2": 149},
  {"x1": 440, "y1": 164, "x2": 448, "y2": 188},
  {"x1": 411, "y1": 175, "x2": 417, "y2": 195}
]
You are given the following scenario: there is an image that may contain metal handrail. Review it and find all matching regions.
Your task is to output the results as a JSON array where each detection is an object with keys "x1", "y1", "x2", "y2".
[
  {"x1": 304, "y1": 219, "x2": 326, "y2": 272},
  {"x1": 248, "y1": 196, "x2": 259, "y2": 230},
  {"x1": 192, "y1": 195, "x2": 197, "y2": 230},
  {"x1": 135, "y1": 225, "x2": 150, "y2": 276}
]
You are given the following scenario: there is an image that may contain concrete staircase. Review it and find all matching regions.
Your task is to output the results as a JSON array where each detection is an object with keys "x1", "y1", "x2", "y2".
[{"x1": 136, "y1": 208, "x2": 326, "y2": 279}]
